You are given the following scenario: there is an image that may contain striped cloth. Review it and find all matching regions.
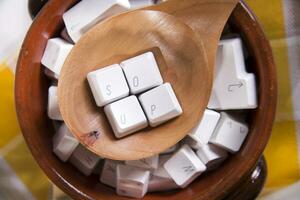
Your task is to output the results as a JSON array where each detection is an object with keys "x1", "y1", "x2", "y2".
[
  {"x1": 246, "y1": 0, "x2": 300, "y2": 196},
  {"x1": 0, "y1": 0, "x2": 299, "y2": 199}
]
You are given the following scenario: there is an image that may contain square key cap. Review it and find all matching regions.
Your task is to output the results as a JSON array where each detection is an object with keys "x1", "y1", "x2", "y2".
[
  {"x1": 116, "y1": 164, "x2": 150, "y2": 198},
  {"x1": 41, "y1": 38, "x2": 73, "y2": 78},
  {"x1": 100, "y1": 159, "x2": 123, "y2": 187},
  {"x1": 152, "y1": 154, "x2": 172, "y2": 179},
  {"x1": 63, "y1": 0, "x2": 130, "y2": 42},
  {"x1": 139, "y1": 83, "x2": 182, "y2": 127},
  {"x1": 87, "y1": 64, "x2": 129, "y2": 107},
  {"x1": 209, "y1": 112, "x2": 249, "y2": 153},
  {"x1": 104, "y1": 95, "x2": 148, "y2": 138},
  {"x1": 121, "y1": 52, "x2": 163, "y2": 94},
  {"x1": 69, "y1": 144, "x2": 102, "y2": 176},
  {"x1": 196, "y1": 144, "x2": 228, "y2": 171},
  {"x1": 164, "y1": 145, "x2": 206, "y2": 188},
  {"x1": 48, "y1": 86, "x2": 63, "y2": 121},
  {"x1": 53, "y1": 123, "x2": 79, "y2": 162},
  {"x1": 184, "y1": 109, "x2": 220, "y2": 149}
]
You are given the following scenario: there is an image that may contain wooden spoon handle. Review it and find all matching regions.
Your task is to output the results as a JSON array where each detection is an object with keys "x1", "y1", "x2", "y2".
[{"x1": 146, "y1": 0, "x2": 239, "y2": 72}]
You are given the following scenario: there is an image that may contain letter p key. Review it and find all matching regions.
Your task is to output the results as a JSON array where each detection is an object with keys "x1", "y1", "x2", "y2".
[{"x1": 151, "y1": 104, "x2": 156, "y2": 115}]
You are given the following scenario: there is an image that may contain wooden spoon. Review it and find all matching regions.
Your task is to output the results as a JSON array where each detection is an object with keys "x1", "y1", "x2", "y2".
[{"x1": 58, "y1": 10, "x2": 210, "y2": 160}]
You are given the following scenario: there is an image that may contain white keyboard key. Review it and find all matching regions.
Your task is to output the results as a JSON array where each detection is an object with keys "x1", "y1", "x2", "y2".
[
  {"x1": 208, "y1": 38, "x2": 257, "y2": 110},
  {"x1": 41, "y1": 38, "x2": 73, "y2": 78},
  {"x1": 164, "y1": 145, "x2": 206, "y2": 188},
  {"x1": 130, "y1": 0, "x2": 155, "y2": 9},
  {"x1": 125, "y1": 155, "x2": 159, "y2": 170},
  {"x1": 161, "y1": 144, "x2": 179, "y2": 154},
  {"x1": 100, "y1": 159, "x2": 123, "y2": 187},
  {"x1": 139, "y1": 83, "x2": 182, "y2": 127},
  {"x1": 152, "y1": 154, "x2": 172, "y2": 179},
  {"x1": 196, "y1": 144, "x2": 228, "y2": 171},
  {"x1": 121, "y1": 52, "x2": 163, "y2": 94},
  {"x1": 48, "y1": 86, "x2": 63, "y2": 120},
  {"x1": 184, "y1": 109, "x2": 220, "y2": 149},
  {"x1": 104, "y1": 96, "x2": 148, "y2": 138},
  {"x1": 148, "y1": 176, "x2": 178, "y2": 192},
  {"x1": 69, "y1": 144, "x2": 102, "y2": 176},
  {"x1": 53, "y1": 123, "x2": 79, "y2": 162},
  {"x1": 116, "y1": 164, "x2": 150, "y2": 198},
  {"x1": 209, "y1": 112, "x2": 249, "y2": 153},
  {"x1": 87, "y1": 64, "x2": 129, "y2": 107},
  {"x1": 149, "y1": 155, "x2": 178, "y2": 192},
  {"x1": 63, "y1": 0, "x2": 130, "y2": 42}
]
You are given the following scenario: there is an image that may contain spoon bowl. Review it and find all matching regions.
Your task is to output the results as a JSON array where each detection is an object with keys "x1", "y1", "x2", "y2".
[{"x1": 58, "y1": 10, "x2": 211, "y2": 160}]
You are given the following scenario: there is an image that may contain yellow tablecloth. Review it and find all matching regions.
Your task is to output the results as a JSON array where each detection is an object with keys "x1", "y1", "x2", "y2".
[{"x1": 0, "y1": 0, "x2": 299, "y2": 199}]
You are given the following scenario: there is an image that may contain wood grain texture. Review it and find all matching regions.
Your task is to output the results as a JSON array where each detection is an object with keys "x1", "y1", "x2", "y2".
[
  {"x1": 58, "y1": 10, "x2": 210, "y2": 160},
  {"x1": 145, "y1": 0, "x2": 240, "y2": 78},
  {"x1": 15, "y1": 0, "x2": 277, "y2": 199}
]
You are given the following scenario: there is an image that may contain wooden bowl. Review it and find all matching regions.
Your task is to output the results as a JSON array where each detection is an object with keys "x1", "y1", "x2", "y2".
[{"x1": 15, "y1": 0, "x2": 277, "y2": 200}]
